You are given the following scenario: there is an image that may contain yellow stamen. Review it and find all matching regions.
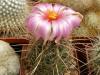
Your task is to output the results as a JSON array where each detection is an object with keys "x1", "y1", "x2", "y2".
[{"x1": 48, "y1": 10, "x2": 58, "y2": 20}]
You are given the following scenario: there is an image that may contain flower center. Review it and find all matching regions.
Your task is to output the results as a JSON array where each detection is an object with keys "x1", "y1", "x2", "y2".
[{"x1": 47, "y1": 10, "x2": 58, "y2": 20}]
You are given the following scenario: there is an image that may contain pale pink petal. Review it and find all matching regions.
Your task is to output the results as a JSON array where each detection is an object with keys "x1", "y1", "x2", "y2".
[
  {"x1": 32, "y1": 7, "x2": 39, "y2": 13},
  {"x1": 49, "y1": 21, "x2": 59, "y2": 41},
  {"x1": 26, "y1": 13, "x2": 44, "y2": 37},
  {"x1": 45, "y1": 3, "x2": 53, "y2": 11},
  {"x1": 56, "y1": 19, "x2": 73, "y2": 37},
  {"x1": 54, "y1": 19, "x2": 73, "y2": 43},
  {"x1": 34, "y1": 3, "x2": 53, "y2": 12},
  {"x1": 31, "y1": 7, "x2": 45, "y2": 16},
  {"x1": 62, "y1": 8, "x2": 76, "y2": 15},
  {"x1": 54, "y1": 21, "x2": 63, "y2": 43},
  {"x1": 26, "y1": 16, "x2": 36, "y2": 32},
  {"x1": 53, "y1": 4, "x2": 66, "y2": 13},
  {"x1": 34, "y1": 3, "x2": 48, "y2": 12},
  {"x1": 63, "y1": 15, "x2": 82, "y2": 28},
  {"x1": 34, "y1": 19, "x2": 51, "y2": 42}
]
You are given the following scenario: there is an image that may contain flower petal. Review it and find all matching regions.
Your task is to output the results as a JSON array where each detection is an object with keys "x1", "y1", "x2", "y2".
[
  {"x1": 31, "y1": 7, "x2": 44, "y2": 15},
  {"x1": 34, "y1": 3, "x2": 47, "y2": 12},
  {"x1": 35, "y1": 19, "x2": 51, "y2": 42},
  {"x1": 49, "y1": 21, "x2": 59, "y2": 41},
  {"x1": 34, "y1": 3, "x2": 53, "y2": 12},
  {"x1": 45, "y1": 3, "x2": 53, "y2": 11},
  {"x1": 53, "y1": 4, "x2": 66, "y2": 13},
  {"x1": 26, "y1": 15, "x2": 35, "y2": 32},
  {"x1": 63, "y1": 15, "x2": 82, "y2": 28},
  {"x1": 62, "y1": 7, "x2": 76, "y2": 15},
  {"x1": 26, "y1": 13, "x2": 44, "y2": 40},
  {"x1": 57, "y1": 19, "x2": 73, "y2": 37},
  {"x1": 55, "y1": 21, "x2": 63, "y2": 43},
  {"x1": 54, "y1": 19, "x2": 73, "y2": 43}
]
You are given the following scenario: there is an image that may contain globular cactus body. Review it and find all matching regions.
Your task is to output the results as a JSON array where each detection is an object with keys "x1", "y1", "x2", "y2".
[
  {"x1": 0, "y1": 40, "x2": 20, "y2": 75},
  {"x1": 0, "y1": 0, "x2": 28, "y2": 37}
]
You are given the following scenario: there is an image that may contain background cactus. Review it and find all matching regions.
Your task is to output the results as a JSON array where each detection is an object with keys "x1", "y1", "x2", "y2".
[
  {"x1": 0, "y1": 0, "x2": 28, "y2": 37},
  {"x1": 89, "y1": 36, "x2": 100, "y2": 75},
  {"x1": 0, "y1": 40, "x2": 20, "y2": 75}
]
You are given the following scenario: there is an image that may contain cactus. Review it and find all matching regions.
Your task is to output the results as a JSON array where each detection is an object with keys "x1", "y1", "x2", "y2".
[
  {"x1": 24, "y1": 40, "x2": 78, "y2": 75},
  {"x1": 90, "y1": 36, "x2": 100, "y2": 75},
  {"x1": 0, "y1": 0, "x2": 28, "y2": 37}
]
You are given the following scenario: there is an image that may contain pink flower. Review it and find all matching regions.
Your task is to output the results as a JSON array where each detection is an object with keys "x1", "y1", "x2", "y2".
[{"x1": 26, "y1": 3, "x2": 83, "y2": 43}]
